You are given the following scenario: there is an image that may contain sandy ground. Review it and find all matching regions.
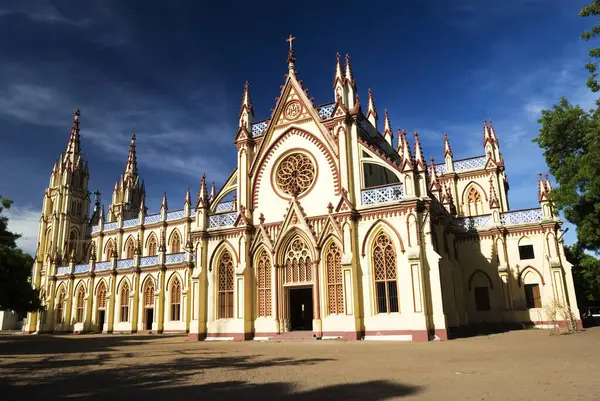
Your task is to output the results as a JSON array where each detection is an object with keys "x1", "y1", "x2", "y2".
[{"x1": 0, "y1": 328, "x2": 598, "y2": 401}]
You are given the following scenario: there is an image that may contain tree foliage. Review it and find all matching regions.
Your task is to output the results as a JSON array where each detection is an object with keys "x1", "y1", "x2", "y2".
[
  {"x1": 0, "y1": 194, "x2": 41, "y2": 314},
  {"x1": 565, "y1": 245, "x2": 600, "y2": 305},
  {"x1": 533, "y1": 98, "x2": 600, "y2": 251},
  {"x1": 581, "y1": 0, "x2": 600, "y2": 95}
]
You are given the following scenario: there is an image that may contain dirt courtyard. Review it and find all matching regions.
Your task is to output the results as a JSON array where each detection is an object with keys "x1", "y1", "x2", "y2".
[{"x1": 0, "y1": 328, "x2": 598, "y2": 401}]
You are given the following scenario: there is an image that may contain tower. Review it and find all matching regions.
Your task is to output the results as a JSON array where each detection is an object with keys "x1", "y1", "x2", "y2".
[
  {"x1": 27, "y1": 109, "x2": 91, "y2": 333},
  {"x1": 107, "y1": 133, "x2": 145, "y2": 222}
]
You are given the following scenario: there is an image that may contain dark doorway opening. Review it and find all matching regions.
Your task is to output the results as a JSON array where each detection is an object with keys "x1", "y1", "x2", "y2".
[
  {"x1": 289, "y1": 287, "x2": 313, "y2": 331},
  {"x1": 98, "y1": 310, "x2": 105, "y2": 331},
  {"x1": 145, "y1": 308, "x2": 153, "y2": 331}
]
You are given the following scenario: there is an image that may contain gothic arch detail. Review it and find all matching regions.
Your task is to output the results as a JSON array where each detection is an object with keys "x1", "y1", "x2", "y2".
[
  {"x1": 169, "y1": 229, "x2": 182, "y2": 254},
  {"x1": 256, "y1": 248, "x2": 272, "y2": 317},
  {"x1": 124, "y1": 235, "x2": 136, "y2": 259},
  {"x1": 372, "y1": 231, "x2": 399, "y2": 314},
  {"x1": 217, "y1": 249, "x2": 234, "y2": 319},
  {"x1": 468, "y1": 269, "x2": 495, "y2": 290},
  {"x1": 324, "y1": 240, "x2": 344, "y2": 315},
  {"x1": 281, "y1": 234, "x2": 313, "y2": 284},
  {"x1": 146, "y1": 233, "x2": 158, "y2": 256}
]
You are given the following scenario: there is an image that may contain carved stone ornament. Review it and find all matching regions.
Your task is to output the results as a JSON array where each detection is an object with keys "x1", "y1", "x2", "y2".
[{"x1": 284, "y1": 100, "x2": 302, "y2": 120}]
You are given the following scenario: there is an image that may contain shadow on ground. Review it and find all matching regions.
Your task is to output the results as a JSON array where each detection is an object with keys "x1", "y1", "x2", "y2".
[{"x1": 0, "y1": 335, "x2": 422, "y2": 401}]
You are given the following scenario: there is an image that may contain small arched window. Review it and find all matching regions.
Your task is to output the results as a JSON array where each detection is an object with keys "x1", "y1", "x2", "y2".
[
  {"x1": 120, "y1": 282, "x2": 130, "y2": 322},
  {"x1": 171, "y1": 231, "x2": 181, "y2": 254},
  {"x1": 148, "y1": 235, "x2": 158, "y2": 256},
  {"x1": 218, "y1": 250, "x2": 234, "y2": 319},
  {"x1": 125, "y1": 237, "x2": 136, "y2": 259},
  {"x1": 97, "y1": 282, "x2": 107, "y2": 310},
  {"x1": 466, "y1": 187, "x2": 483, "y2": 216},
  {"x1": 56, "y1": 287, "x2": 66, "y2": 324},
  {"x1": 170, "y1": 277, "x2": 181, "y2": 321},
  {"x1": 372, "y1": 232, "x2": 398, "y2": 314},
  {"x1": 326, "y1": 242, "x2": 344, "y2": 315},
  {"x1": 69, "y1": 231, "x2": 77, "y2": 258},
  {"x1": 76, "y1": 286, "x2": 85, "y2": 323},
  {"x1": 144, "y1": 280, "x2": 155, "y2": 308},
  {"x1": 105, "y1": 240, "x2": 115, "y2": 261},
  {"x1": 256, "y1": 250, "x2": 272, "y2": 317}
]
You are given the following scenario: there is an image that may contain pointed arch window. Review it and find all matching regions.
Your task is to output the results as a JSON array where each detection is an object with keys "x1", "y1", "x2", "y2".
[
  {"x1": 170, "y1": 277, "x2": 181, "y2": 321},
  {"x1": 148, "y1": 235, "x2": 157, "y2": 256},
  {"x1": 144, "y1": 280, "x2": 155, "y2": 308},
  {"x1": 326, "y1": 242, "x2": 344, "y2": 315},
  {"x1": 69, "y1": 230, "x2": 77, "y2": 259},
  {"x1": 284, "y1": 236, "x2": 312, "y2": 284},
  {"x1": 373, "y1": 232, "x2": 399, "y2": 313},
  {"x1": 124, "y1": 237, "x2": 135, "y2": 259},
  {"x1": 105, "y1": 240, "x2": 115, "y2": 261},
  {"x1": 56, "y1": 287, "x2": 66, "y2": 324},
  {"x1": 97, "y1": 282, "x2": 107, "y2": 310},
  {"x1": 76, "y1": 286, "x2": 85, "y2": 323},
  {"x1": 120, "y1": 283, "x2": 130, "y2": 322},
  {"x1": 171, "y1": 231, "x2": 181, "y2": 254},
  {"x1": 257, "y1": 250, "x2": 272, "y2": 317},
  {"x1": 218, "y1": 250, "x2": 234, "y2": 319},
  {"x1": 466, "y1": 187, "x2": 483, "y2": 216}
]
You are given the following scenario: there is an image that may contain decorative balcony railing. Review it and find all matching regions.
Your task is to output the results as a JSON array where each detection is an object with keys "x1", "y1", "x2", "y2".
[
  {"x1": 209, "y1": 211, "x2": 238, "y2": 228},
  {"x1": 455, "y1": 214, "x2": 493, "y2": 231},
  {"x1": 252, "y1": 121, "x2": 268, "y2": 137},
  {"x1": 123, "y1": 218, "x2": 139, "y2": 228},
  {"x1": 103, "y1": 222, "x2": 118, "y2": 231},
  {"x1": 140, "y1": 255, "x2": 159, "y2": 267},
  {"x1": 215, "y1": 201, "x2": 235, "y2": 213},
  {"x1": 91, "y1": 225, "x2": 100, "y2": 234},
  {"x1": 144, "y1": 213, "x2": 161, "y2": 224},
  {"x1": 454, "y1": 156, "x2": 487, "y2": 172},
  {"x1": 166, "y1": 210, "x2": 185, "y2": 221},
  {"x1": 434, "y1": 164, "x2": 447, "y2": 175},
  {"x1": 165, "y1": 252, "x2": 186, "y2": 265},
  {"x1": 433, "y1": 156, "x2": 487, "y2": 176},
  {"x1": 361, "y1": 184, "x2": 404, "y2": 205},
  {"x1": 501, "y1": 208, "x2": 543, "y2": 225},
  {"x1": 116, "y1": 258, "x2": 134, "y2": 269},
  {"x1": 94, "y1": 261, "x2": 111, "y2": 272},
  {"x1": 74, "y1": 264, "x2": 89, "y2": 274},
  {"x1": 56, "y1": 266, "x2": 69, "y2": 276},
  {"x1": 318, "y1": 103, "x2": 336, "y2": 119}
]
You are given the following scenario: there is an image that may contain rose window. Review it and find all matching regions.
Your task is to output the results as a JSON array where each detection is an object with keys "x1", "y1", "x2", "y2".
[{"x1": 275, "y1": 153, "x2": 315, "y2": 196}]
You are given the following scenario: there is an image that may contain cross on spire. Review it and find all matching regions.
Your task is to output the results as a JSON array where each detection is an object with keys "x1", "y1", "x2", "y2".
[{"x1": 286, "y1": 34, "x2": 296, "y2": 51}]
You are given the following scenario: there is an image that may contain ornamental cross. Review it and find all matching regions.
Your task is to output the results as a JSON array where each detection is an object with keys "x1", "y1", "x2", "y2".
[{"x1": 286, "y1": 34, "x2": 296, "y2": 51}]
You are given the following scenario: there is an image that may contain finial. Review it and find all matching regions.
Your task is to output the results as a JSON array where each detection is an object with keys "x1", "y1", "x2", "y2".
[
  {"x1": 327, "y1": 202, "x2": 334, "y2": 214},
  {"x1": 383, "y1": 110, "x2": 393, "y2": 145},
  {"x1": 443, "y1": 133, "x2": 453, "y2": 158},
  {"x1": 259, "y1": 213, "x2": 265, "y2": 225},
  {"x1": 74, "y1": 108, "x2": 80, "y2": 122},
  {"x1": 414, "y1": 131, "x2": 426, "y2": 169}
]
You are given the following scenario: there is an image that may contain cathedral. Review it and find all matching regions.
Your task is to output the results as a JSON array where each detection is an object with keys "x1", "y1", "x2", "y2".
[{"x1": 24, "y1": 43, "x2": 581, "y2": 341}]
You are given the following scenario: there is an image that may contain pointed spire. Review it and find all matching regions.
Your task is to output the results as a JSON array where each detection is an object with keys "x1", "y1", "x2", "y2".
[
  {"x1": 124, "y1": 133, "x2": 138, "y2": 182},
  {"x1": 488, "y1": 120, "x2": 499, "y2": 144},
  {"x1": 489, "y1": 176, "x2": 500, "y2": 209},
  {"x1": 161, "y1": 192, "x2": 168, "y2": 211},
  {"x1": 544, "y1": 172, "x2": 552, "y2": 193},
  {"x1": 90, "y1": 241, "x2": 97, "y2": 261},
  {"x1": 139, "y1": 193, "x2": 146, "y2": 214},
  {"x1": 443, "y1": 182, "x2": 457, "y2": 216},
  {"x1": 382, "y1": 110, "x2": 393, "y2": 146},
  {"x1": 210, "y1": 182, "x2": 216, "y2": 202},
  {"x1": 367, "y1": 89, "x2": 378, "y2": 127},
  {"x1": 334, "y1": 52, "x2": 344, "y2": 89},
  {"x1": 344, "y1": 54, "x2": 355, "y2": 89},
  {"x1": 413, "y1": 132, "x2": 426, "y2": 170},
  {"x1": 64, "y1": 108, "x2": 81, "y2": 164},
  {"x1": 538, "y1": 172, "x2": 548, "y2": 202},
  {"x1": 400, "y1": 130, "x2": 413, "y2": 170},
  {"x1": 429, "y1": 157, "x2": 441, "y2": 191},
  {"x1": 396, "y1": 128, "x2": 404, "y2": 154},
  {"x1": 136, "y1": 233, "x2": 142, "y2": 256},
  {"x1": 197, "y1": 174, "x2": 208, "y2": 209},
  {"x1": 443, "y1": 133, "x2": 453, "y2": 158},
  {"x1": 184, "y1": 186, "x2": 191, "y2": 207},
  {"x1": 238, "y1": 81, "x2": 254, "y2": 130}
]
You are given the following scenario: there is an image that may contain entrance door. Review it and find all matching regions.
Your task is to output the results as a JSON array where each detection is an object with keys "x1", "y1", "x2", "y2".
[
  {"x1": 145, "y1": 308, "x2": 153, "y2": 331},
  {"x1": 98, "y1": 310, "x2": 105, "y2": 331},
  {"x1": 289, "y1": 287, "x2": 313, "y2": 331}
]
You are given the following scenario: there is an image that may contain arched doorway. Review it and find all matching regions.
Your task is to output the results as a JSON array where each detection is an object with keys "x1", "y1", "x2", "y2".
[
  {"x1": 143, "y1": 279, "x2": 155, "y2": 330},
  {"x1": 279, "y1": 234, "x2": 316, "y2": 332}
]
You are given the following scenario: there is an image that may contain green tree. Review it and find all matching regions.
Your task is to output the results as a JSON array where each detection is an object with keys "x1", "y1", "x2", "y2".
[
  {"x1": 581, "y1": 0, "x2": 600, "y2": 95},
  {"x1": 565, "y1": 245, "x2": 600, "y2": 306},
  {"x1": 533, "y1": 98, "x2": 600, "y2": 251},
  {"x1": 0, "y1": 195, "x2": 41, "y2": 314}
]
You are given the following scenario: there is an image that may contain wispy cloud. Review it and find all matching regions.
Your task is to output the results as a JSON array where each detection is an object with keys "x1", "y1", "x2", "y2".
[{"x1": 4, "y1": 205, "x2": 40, "y2": 255}]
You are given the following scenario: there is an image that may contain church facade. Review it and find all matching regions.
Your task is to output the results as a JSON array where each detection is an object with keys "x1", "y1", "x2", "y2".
[{"x1": 24, "y1": 46, "x2": 581, "y2": 341}]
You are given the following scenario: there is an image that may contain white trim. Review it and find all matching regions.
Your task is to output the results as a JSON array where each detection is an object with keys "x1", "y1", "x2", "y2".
[
  {"x1": 205, "y1": 336, "x2": 234, "y2": 341},
  {"x1": 363, "y1": 335, "x2": 412, "y2": 341}
]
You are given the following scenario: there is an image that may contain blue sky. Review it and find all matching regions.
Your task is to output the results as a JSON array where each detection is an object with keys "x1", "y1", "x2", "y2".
[{"x1": 0, "y1": 0, "x2": 595, "y2": 253}]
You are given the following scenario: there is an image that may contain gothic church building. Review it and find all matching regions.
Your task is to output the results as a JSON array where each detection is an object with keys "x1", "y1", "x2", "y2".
[{"x1": 25, "y1": 46, "x2": 581, "y2": 341}]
